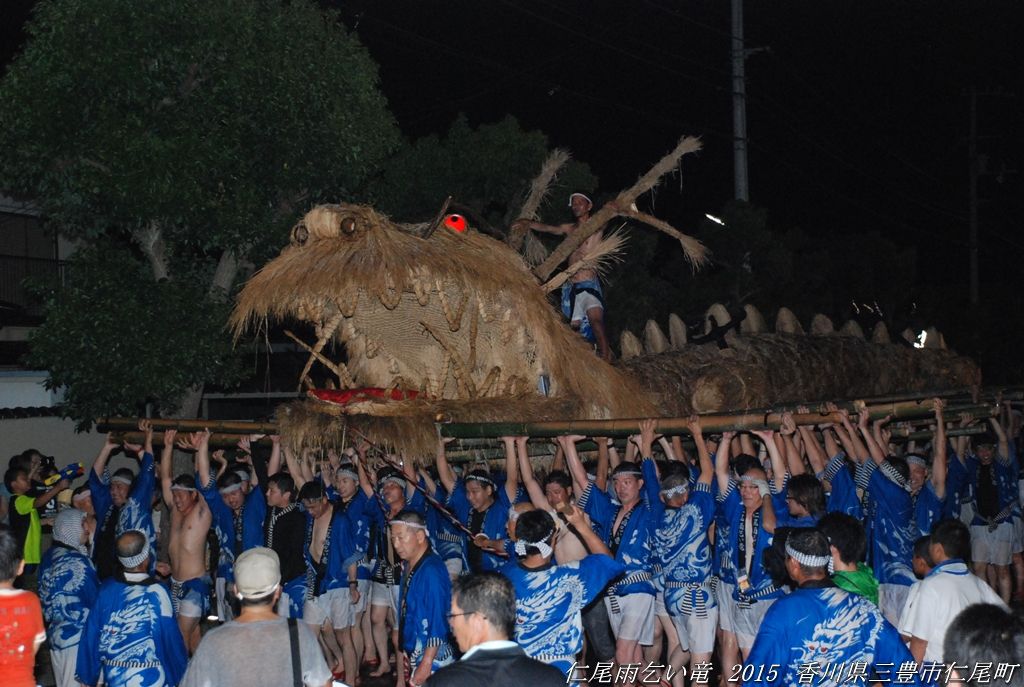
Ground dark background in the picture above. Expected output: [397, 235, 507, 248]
[4, 0, 1022, 377]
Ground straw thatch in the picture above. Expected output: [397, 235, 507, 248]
[232, 202, 656, 432]
[622, 333, 981, 415]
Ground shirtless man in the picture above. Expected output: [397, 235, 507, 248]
[159, 429, 213, 654]
[293, 480, 348, 678]
[525, 192, 611, 360]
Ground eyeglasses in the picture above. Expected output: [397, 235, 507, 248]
[447, 611, 485, 621]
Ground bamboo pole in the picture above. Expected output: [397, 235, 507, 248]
[889, 425, 989, 440]
[96, 417, 278, 434]
[113, 431, 274, 450]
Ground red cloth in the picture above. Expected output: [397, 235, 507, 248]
[0, 589, 45, 687]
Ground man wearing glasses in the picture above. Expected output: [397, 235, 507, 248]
[427, 571, 566, 687]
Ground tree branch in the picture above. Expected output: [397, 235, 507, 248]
[208, 248, 240, 302]
[532, 136, 703, 281]
[133, 221, 170, 282]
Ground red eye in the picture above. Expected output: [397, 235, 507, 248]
[444, 214, 467, 233]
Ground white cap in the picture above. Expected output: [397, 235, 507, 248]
[234, 547, 281, 599]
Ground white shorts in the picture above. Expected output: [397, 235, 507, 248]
[571, 291, 603, 323]
[304, 590, 340, 627]
[444, 558, 463, 580]
[878, 583, 911, 628]
[50, 645, 78, 687]
[733, 597, 776, 650]
[971, 523, 1014, 565]
[331, 583, 369, 629]
[671, 606, 718, 656]
[714, 579, 737, 634]
[371, 580, 399, 611]
[605, 593, 655, 646]
[215, 576, 235, 622]
[654, 591, 669, 617]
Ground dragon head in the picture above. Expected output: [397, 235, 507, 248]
[231, 203, 653, 420]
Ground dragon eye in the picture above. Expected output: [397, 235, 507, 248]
[341, 217, 357, 234]
[291, 223, 309, 246]
[444, 214, 467, 233]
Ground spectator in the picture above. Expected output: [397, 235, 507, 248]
[0, 525, 46, 687]
[898, 518, 1007, 663]
[943, 603, 1024, 687]
[180, 547, 332, 687]
[3, 463, 69, 588]
[425, 571, 566, 687]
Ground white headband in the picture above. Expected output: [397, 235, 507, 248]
[906, 455, 928, 468]
[389, 520, 429, 536]
[72, 488, 91, 502]
[785, 542, 833, 573]
[568, 192, 593, 208]
[514, 539, 553, 558]
[379, 476, 406, 490]
[170, 484, 197, 493]
[466, 474, 496, 488]
[117, 532, 151, 569]
[111, 475, 133, 486]
[335, 467, 359, 481]
[660, 484, 689, 499]
[218, 482, 243, 495]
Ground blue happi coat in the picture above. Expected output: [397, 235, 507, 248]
[746, 582, 924, 687]
[859, 461, 916, 587]
[75, 574, 187, 687]
[199, 477, 266, 582]
[447, 479, 511, 572]
[398, 551, 453, 668]
[38, 544, 100, 651]
[502, 553, 624, 674]
[652, 481, 717, 617]
[90, 453, 157, 552]
[717, 481, 784, 602]
[579, 458, 659, 597]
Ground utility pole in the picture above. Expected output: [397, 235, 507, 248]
[968, 86, 979, 306]
[731, 0, 749, 202]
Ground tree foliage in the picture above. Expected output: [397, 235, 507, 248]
[0, 0, 400, 421]
[375, 114, 597, 227]
[25, 245, 245, 426]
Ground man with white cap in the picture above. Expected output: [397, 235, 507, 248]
[745, 528, 922, 686]
[159, 428, 213, 654]
[522, 191, 611, 360]
[76, 529, 187, 687]
[38, 507, 99, 687]
[180, 547, 332, 687]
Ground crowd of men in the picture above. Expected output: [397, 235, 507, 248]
[2, 399, 1024, 687]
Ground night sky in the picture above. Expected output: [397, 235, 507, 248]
[333, 0, 1023, 284]
[4, 0, 1022, 297]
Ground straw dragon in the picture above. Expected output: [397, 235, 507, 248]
[231, 200, 979, 455]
